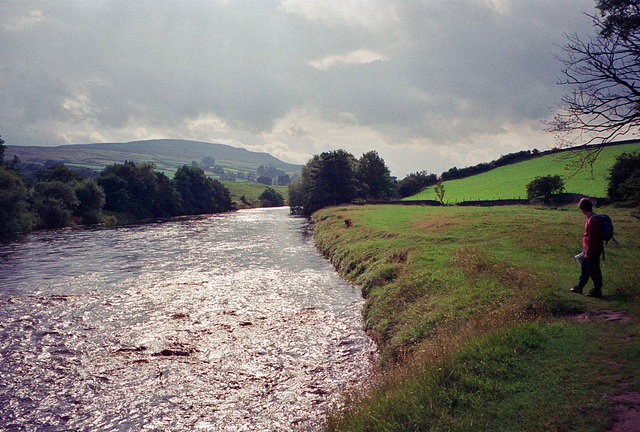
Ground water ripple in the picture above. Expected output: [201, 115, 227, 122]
[0, 207, 375, 431]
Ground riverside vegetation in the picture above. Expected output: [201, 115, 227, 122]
[314, 204, 640, 431]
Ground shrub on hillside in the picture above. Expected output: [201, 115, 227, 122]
[608, 152, 640, 206]
[526, 175, 565, 204]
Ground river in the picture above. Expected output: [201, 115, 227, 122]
[0, 207, 375, 431]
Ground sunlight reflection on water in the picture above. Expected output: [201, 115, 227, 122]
[0, 207, 375, 431]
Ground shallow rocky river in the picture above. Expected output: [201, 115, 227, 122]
[0, 207, 375, 431]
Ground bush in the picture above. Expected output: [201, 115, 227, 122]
[258, 187, 285, 207]
[608, 152, 640, 205]
[526, 175, 565, 203]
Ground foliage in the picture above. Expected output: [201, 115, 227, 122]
[97, 161, 233, 220]
[222, 181, 288, 208]
[434, 180, 446, 204]
[289, 149, 357, 216]
[256, 175, 273, 186]
[608, 151, 640, 205]
[314, 204, 640, 431]
[257, 165, 286, 180]
[276, 174, 291, 186]
[289, 149, 397, 215]
[36, 164, 87, 183]
[33, 181, 79, 228]
[526, 175, 565, 203]
[0, 156, 235, 239]
[98, 161, 161, 219]
[74, 179, 106, 224]
[200, 156, 216, 168]
[258, 187, 285, 207]
[397, 171, 438, 198]
[549, 0, 640, 147]
[0, 135, 5, 165]
[0, 166, 33, 239]
[174, 165, 234, 215]
[355, 150, 396, 199]
[440, 149, 541, 182]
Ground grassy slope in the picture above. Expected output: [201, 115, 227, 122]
[221, 181, 288, 208]
[406, 142, 640, 202]
[313, 204, 640, 431]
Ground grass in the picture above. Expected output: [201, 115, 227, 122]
[406, 142, 640, 202]
[221, 181, 288, 208]
[312, 204, 640, 431]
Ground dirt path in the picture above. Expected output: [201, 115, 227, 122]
[569, 309, 639, 432]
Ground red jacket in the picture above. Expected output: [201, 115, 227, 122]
[583, 214, 603, 258]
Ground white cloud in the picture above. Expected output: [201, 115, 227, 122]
[309, 49, 387, 70]
[1, 10, 44, 31]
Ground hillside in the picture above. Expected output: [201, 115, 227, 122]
[406, 141, 640, 202]
[5, 139, 301, 181]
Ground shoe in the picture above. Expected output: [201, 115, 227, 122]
[570, 287, 583, 294]
[585, 291, 602, 298]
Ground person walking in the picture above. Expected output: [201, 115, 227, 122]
[571, 198, 604, 298]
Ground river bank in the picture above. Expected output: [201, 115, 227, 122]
[312, 204, 640, 431]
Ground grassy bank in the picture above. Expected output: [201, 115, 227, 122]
[313, 204, 640, 431]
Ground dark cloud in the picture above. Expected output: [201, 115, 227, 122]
[1, 0, 596, 175]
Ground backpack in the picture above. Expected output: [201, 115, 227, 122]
[595, 214, 616, 244]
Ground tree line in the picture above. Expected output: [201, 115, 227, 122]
[289, 146, 639, 216]
[0, 137, 234, 240]
[288, 150, 396, 216]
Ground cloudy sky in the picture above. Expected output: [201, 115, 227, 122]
[1, 0, 597, 176]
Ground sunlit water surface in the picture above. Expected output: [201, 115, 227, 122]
[0, 207, 375, 431]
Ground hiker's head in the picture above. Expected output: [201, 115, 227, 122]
[579, 198, 593, 212]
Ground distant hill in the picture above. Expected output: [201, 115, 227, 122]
[406, 141, 640, 202]
[6, 139, 302, 181]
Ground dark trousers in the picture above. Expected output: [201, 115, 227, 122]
[576, 250, 603, 293]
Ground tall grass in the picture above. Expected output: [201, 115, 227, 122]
[313, 204, 640, 431]
[407, 142, 640, 202]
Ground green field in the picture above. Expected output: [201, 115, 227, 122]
[221, 181, 288, 208]
[313, 204, 640, 431]
[406, 142, 640, 202]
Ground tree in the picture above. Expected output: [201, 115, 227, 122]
[277, 174, 291, 186]
[0, 166, 33, 239]
[434, 181, 446, 204]
[258, 187, 285, 207]
[98, 161, 160, 219]
[549, 0, 640, 157]
[288, 149, 357, 216]
[0, 135, 5, 165]
[174, 165, 234, 215]
[355, 151, 396, 199]
[397, 171, 438, 198]
[201, 156, 216, 168]
[526, 175, 566, 203]
[257, 176, 273, 186]
[608, 151, 640, 204]
[33, 181, 79, 228]
[36, 164, 87, 183]
[74, 179, 105, 224]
